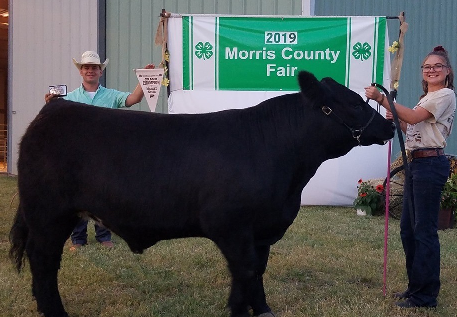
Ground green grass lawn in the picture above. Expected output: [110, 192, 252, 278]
[1, 175, 456, 317]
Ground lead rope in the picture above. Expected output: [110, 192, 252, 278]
[377, 12, 409, 297]
[372, 83, 415, 293]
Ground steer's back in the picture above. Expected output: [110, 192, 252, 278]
[18, 99, 301, 251]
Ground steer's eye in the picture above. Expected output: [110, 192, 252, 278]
[355, 104, 363, 111]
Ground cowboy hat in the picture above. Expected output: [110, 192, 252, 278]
[72, 51, 109, 71]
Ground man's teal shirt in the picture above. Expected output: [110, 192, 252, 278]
[64, 85, 130, 108]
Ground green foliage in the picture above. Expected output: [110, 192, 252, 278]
[441, 173, 457, 210]
[1, 176, 457, 317]
[353, 179, 384, 216]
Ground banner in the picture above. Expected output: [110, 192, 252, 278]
[134, 68, 164, 112]
[181, 16, 385, 91]
[166, 15, 391, 206]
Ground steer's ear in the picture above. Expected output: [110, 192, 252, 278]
[297, 71, 325, 108]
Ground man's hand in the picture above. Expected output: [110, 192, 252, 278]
[45, 93, 58, 104]
[144, 64, 155, 69]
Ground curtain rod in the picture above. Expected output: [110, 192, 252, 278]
[161, 11, 401, 19]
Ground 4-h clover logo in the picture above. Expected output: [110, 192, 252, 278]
[195, 41, 214, 60]
[352, 42, 372, 61]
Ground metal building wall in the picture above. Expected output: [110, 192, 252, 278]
[105, 0, 304, 114]
[314, 0, 457, 156]
[9, 0, 99, 174]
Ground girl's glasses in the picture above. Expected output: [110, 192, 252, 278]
[421, 64, 448, 72]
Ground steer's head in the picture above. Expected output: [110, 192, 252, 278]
[298, 71, 395, 146]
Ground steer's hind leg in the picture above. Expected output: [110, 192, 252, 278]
[26, 207, 77, 317]
[214, 232, 257, 317]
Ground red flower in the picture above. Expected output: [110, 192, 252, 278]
[376, 184, 384, 193]
[360, 192, 367, 197]
[358, 179, 363, 184]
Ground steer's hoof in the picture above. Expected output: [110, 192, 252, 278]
[255, 313, 276, 317]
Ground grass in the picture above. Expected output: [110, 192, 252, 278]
[1, 174, 457, 317]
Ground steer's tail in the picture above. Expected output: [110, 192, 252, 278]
[9, 202, 28, 272]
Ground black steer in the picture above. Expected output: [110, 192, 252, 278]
[10, 71, 394, 317]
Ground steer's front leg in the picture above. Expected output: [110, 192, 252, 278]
[214, 231, 257, 317]
[250, 245, 274, 316]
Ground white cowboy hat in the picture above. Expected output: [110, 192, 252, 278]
[72, 51, 109, 71]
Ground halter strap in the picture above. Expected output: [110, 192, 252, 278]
[321, 103, 376, 145]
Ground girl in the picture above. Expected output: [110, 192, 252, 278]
[365, 46, 456, 308]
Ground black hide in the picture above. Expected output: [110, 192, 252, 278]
[10, 71, 394, 317]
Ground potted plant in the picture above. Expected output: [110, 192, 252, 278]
[439, 173, 457, 229]
[353, 179, 384, 216]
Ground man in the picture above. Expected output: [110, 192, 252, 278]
[45, 51, 155, 250]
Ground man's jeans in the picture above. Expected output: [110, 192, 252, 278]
[70, 218, 112, 245]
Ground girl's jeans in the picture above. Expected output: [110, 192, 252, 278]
[400, 155, 449, 306]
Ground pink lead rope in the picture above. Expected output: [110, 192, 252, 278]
[381, 11, 408, 298]
[383, 140, 392, 296]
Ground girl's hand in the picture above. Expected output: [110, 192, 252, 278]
[364, 86, 382, 103]
[385, 110, 393, 120]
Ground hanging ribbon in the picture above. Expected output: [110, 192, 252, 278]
[390, 12, 408, 97]
[155, 9, 170, 87]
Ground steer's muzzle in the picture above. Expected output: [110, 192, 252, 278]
[381, 122, 396, 144]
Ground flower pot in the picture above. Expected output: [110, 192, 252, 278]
[438, 208, 454, 230]
[356, 208, 367, 216]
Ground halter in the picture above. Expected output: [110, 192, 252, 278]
[321, 102, 376, 145]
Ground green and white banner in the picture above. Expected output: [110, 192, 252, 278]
[166, 15, 391, 206]
[182, 16, 386, 91]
